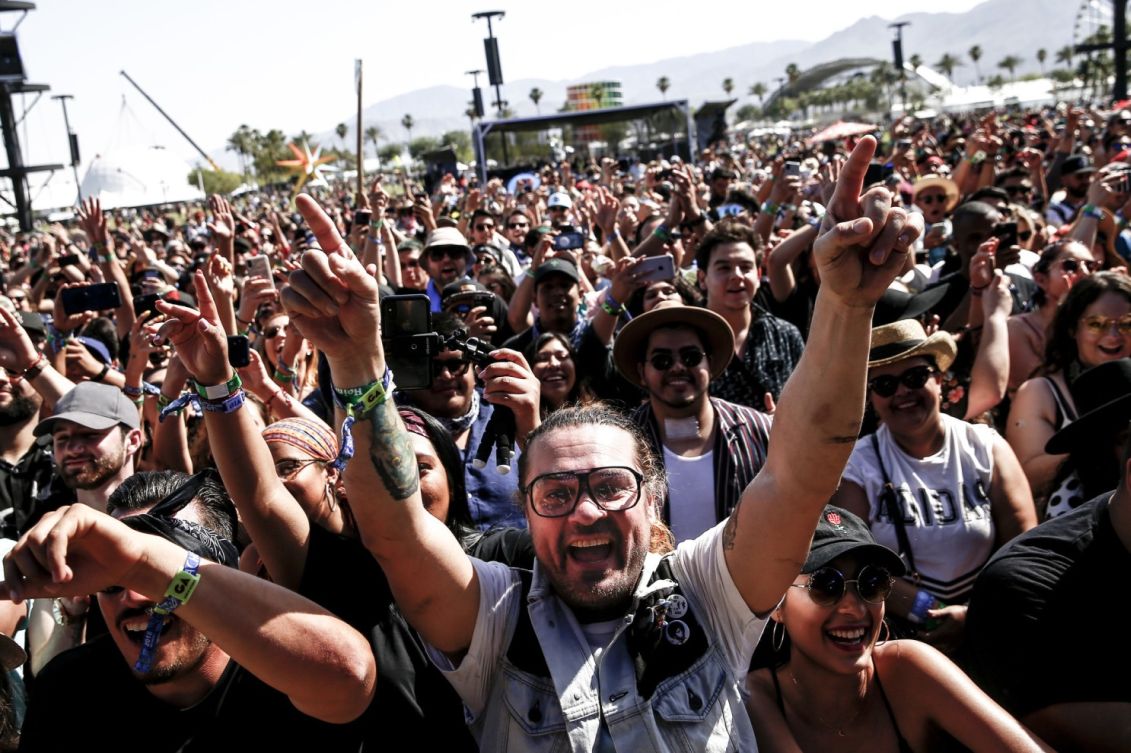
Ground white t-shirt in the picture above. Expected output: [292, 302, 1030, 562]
[663, 446, 717, 543]
[843, 414, 997, 602]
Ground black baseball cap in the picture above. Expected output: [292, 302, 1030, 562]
[803, 506, 906, 575]
[532, 258, 580, 286]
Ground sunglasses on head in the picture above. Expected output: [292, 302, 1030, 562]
[1059, 258, 1099, 274]
[791, 564, 894, 607]
[647, 347, 706, 371]
[867, 364, 935, 398]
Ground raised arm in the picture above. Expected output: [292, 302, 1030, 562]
[281, 195, 479, 654]
[2, 504, 375, 724]
[722, 136, 922, 614]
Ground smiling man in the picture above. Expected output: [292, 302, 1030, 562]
[280, 134, 921, 751]
[422, 227, 475, 312]
[613, 300, 771, 542]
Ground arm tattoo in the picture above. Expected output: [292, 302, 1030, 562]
[367, 400, 421, 500]
[722, 498, 742, 550]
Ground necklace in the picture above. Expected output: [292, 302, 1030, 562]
[788, 667, 867, 737]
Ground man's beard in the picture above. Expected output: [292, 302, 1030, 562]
[0, 395, 38, 427]
[59, 449, 126, 490]
[139, 630, 213, 686]
[1066, 183, 1088, 199]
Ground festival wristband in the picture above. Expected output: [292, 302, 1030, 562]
[193, 373, 241, 401]
[135, 552, 201, 673]
[331, 369, 393, 471]
[1081, 204, 1105, 221]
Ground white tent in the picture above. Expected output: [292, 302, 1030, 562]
[80, 145, 204, 209]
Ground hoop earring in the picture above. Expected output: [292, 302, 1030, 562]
[771, 620, 786, 652]
[878, 619, 891, 645]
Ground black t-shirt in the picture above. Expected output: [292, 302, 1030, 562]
[20, 634, 364, 752]
[962, 493, 1131, 717]
[0, 439, 65, 539]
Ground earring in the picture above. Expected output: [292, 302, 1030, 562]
[771, 620, 786, 652]
[325, 482, 337, 513]
[878, 619, 891, 644]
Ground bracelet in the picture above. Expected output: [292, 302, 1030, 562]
[368, 219, 384, 231]
[331, 369, 394, 471]
[157, 393, 174, 410]
[135, 552, 201, 673]
[970, 282, 988, 297]
[600, 292, 624, 317]
[265, 389, 288, 413]
[966, 150, 987, 166]
[14, 352, 46, 379]
[122, 384, 144, 398]
[1081, 204, 1105, 221]
[91, 363, 110, 383]
[651, 224, 672, 243]
[192, 372, 241, 400]
[760, 200, 779, 215]
[273, 370, 295, 383]
[234, 314, 252, 328]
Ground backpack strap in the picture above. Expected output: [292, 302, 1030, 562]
[870, 433, 920, 579]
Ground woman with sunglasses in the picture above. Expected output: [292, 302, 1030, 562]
[830, 319, 1036, 656]
[746, 506, 1050, 753]
[1008, 271, 1131, 518]
[1006, 240, 1098, 393]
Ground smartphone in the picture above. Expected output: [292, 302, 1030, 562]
[863, 161, 892, 187]
[59, 253, 81, 267]
[133, 293, 162, 319]
[226, 335, 250, 368]
[246, 255, 273, 288]
[783, 161, 800, 178]
[61, 282, 122, 316]
[381, 294, 433, 389]
[634, 255, 674, 284]
[554, 230, 586, 251]
[992, 221, 1019, 248]
[354, 209, 372, 227]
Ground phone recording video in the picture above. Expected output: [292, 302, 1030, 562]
[61, 282, 122, 316]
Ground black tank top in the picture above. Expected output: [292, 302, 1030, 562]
[769, 663, 914, 753]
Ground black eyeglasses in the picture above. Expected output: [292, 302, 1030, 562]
[791, 565, 894, 607]
[429, 247, 464, 262]
[433, 357, 470, 377]
[263, 325, 287, 338]
[867, 364, 935, 398]
[647, 347, 706, 371]
[1060, 258, 1099, 274]
[525, 466, 644, 518]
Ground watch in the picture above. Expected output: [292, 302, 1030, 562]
[51, 598, 87, 627]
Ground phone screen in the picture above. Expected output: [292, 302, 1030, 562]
[226, 335, 250, 368]
[61, 282, 122, 316]
[381, 294, 433, 389]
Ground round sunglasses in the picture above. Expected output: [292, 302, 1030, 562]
[867, 364, 935, 398]
[792, 564, 894, 607]
[647, 347, 706, 372]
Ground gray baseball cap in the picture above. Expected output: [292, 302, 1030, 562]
[34, 382, 140, 437]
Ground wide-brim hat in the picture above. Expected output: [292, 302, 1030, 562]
[873, 283, 951, 327]
[424, 227, 475, 267]
[804, 505, 907, 575]
[1046, 358, 1131, 454]
[868, 319, 957, 373]
[613, 300, 734, 388]
[912, 176, 960, 213]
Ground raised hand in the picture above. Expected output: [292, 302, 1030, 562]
[0, 306, 40, 373]
[153, 272, 231, 386]
[53, 282, 97, 333]
[208, 195, 235, 262]
[813, 136, 922, 308]
[479, 349, 541, 440]
[77, 197, 110, 252]
[279, 194, 381, 381]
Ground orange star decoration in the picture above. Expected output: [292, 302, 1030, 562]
[276, 140, 337, 194]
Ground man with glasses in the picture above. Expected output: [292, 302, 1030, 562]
[422, 227, 475, 312]
[612, 300, 771, 542]
[503, 209, 532, 264]
[281, 135, 922, 750]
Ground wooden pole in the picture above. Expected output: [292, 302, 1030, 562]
[356, 59, 364, 195]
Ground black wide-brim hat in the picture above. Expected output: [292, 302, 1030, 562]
[1046, 358, 1131, 455]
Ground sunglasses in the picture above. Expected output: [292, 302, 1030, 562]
[433, 357, 471, 377]
[507, 222, 530, 229]
[1018, 229, 1033, 242]
[474, 224, 494, 232]
[917, 193, 947, 205]
[428, 247, 464, 262]
[791, 565, 894, 607]
[1060, 258, 1099, 274]
[263, 325, 287, 338]
[867, 364, 935, 398]
[1080, 314, 1131, 336]
[647, 347, 706, 371]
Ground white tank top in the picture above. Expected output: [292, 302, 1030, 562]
[663, 446, 717, 543]
[843, 414, 996, 602]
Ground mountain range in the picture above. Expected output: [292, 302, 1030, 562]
[300, 0, 1077, 153]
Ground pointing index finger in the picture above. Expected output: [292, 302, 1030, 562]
[826, 136, 877, 221]
[296, 194, 350, 258]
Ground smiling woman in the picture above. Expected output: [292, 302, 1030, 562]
[524, 332, 594, 415]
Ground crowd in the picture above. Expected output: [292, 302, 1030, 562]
[0, 98, 1122, 751]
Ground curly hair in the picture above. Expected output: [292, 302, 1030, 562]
[1043, 271, 1131, 374]
[694, 218, 765, 272]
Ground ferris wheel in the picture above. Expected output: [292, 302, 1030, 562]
[1074, 0, 1118, 51]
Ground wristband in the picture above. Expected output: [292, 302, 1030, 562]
[91, 363, 110, 383]
[600, 292, 624, 317]
[1081, 204, 1105, 221]
[122, 384, 144, 398]
[331, 369, 393, 471]
[966, 150, 987, 166]
[193, 373, 241, 400]
[651, 224, 672, 243]
[760, 200, 779, 215]
[906, 589, 938, 625]
[14, 352, 47, 380]
[368, 219, 384, 231]
[273, 370, 295, 383]
[135, 552, 201, 673]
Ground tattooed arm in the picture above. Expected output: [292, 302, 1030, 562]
[721, 137, 923, 615]
[281, 195, 479, 655]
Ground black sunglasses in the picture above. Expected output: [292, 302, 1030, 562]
[1060, 258, 1099, 274]
[867, 364, 935, 398]
[263, 325, 286, 338]
[428, 247, 464, 262]
[507, 221, 529, 229]
[1004, 184, 1033, 195]
[433, 357, 470, 377]
[791, 564, 894, 607]
[473, 224, 494, 232]
[647, 347, 706, 371]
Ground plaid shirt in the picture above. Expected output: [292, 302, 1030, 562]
[709, 306, 804, 410]
[630, 396, 772, 523]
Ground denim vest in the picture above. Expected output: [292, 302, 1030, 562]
[470, 554, 757, 752]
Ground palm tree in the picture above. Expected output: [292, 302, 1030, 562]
[656, 76, 670, 99]
[1055, 45, 1073, 69]
[968, 45, 983, 83]
[785, 63, 801, 86]
[749, 81, 767, 105]
[935, 53, 963, 82]
[364, 125, 382, 157]
[1036, 48, 1048, 76]
[401, 114, 414, 143]
[987, 74, 1005, 92]
[722, 77, 734, 97]
[335, 123, 348, 155]
[908, 54, 923, 71]
[529, 87, 543, 114]
[226, 124, 255, 176]
[997, 55, 1023, 82]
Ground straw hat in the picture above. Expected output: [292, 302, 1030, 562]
[868, 319, 957, 373]
[613, 301, 734, 388]
[912, 176, 960, 213]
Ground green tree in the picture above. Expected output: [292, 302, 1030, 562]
[908, 54, 923, 70]
[722, 77, 734, 97]
[1055, 45, 1073, 68]
[440, 130, 473, 163]
[1036, 48, 1047, 75]
[378, 144, 402, 164]
[934, 53, 962, 81]
[968, 45, 983, 83]
[251, 128, 291, 184]
[188, 167, 243, 195]
[734, 103, 761, 122]
[987, 74, 1005, 91]
[401, 114, 415, 142]
[656, 76, 670, 99]
[335, 123, 348, 149]
[529, 87, 543, 114]
[749, 81, 767, 105]
[785, 63, 801, 86]
[364, 125, 383, 157]
[226, 124, 255, 177]
[408, 136, 440, 160]
[997, 55, 1023, 82]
